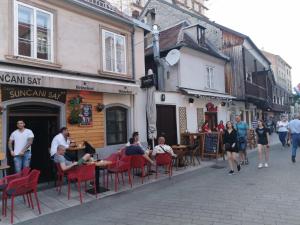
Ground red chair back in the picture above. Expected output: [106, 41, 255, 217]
[105, 153, 119, 162]
[131, 155, 146, 168]
[27, 169, 40, 192]
[156, 153, 172, 166]
[21, 167, 31, 176]
[77, 164, 95, 182]
[114, 155, 132, 171]
[5, 176, 29, 196]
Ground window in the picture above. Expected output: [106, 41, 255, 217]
[14, 1, 53, 61]
[102, 30, 126, 74]
[206, 66, 214, 89]
[106, 106, 128, 145]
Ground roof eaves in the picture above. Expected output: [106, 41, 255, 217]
[68, 0, 134, 26]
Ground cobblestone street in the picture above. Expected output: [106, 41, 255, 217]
[17, 141, 300, 225]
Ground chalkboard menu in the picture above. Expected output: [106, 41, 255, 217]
[202, 132, 219, 158]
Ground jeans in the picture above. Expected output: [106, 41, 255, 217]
[237, 136, 247, 151]
[14, 151, 31, 173]
[278, 132, 288, 146]
[291, 134, 300, 157]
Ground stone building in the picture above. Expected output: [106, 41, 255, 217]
[0, 0, 147, 179]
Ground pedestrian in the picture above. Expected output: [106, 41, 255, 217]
[256, 119, 270, 168]
[201, 120, 210, 133]
[8, 120, 34, 173]
[276, 115, 289, 149]
[217, 120, 225, 133]
[235, 115, 249, 165]
[288, 113, 300, 163]
[223, 121, 240, 175]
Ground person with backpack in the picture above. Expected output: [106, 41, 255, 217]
[235, 115, 249, 165]
[256, 119, 270, 168]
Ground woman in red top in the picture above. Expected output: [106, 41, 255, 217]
[217, 120, 225, 132]
[201, 120, 210, 133]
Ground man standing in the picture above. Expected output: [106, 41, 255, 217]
[235, 115, 249, 165]
[8, 120, 34, 173]
[288, 114, 300, 163]
[50, 127, 75, 160]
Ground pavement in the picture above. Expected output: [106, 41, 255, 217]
[8, 133, 300, 225]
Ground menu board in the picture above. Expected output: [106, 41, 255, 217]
[203, 132, 219, 157]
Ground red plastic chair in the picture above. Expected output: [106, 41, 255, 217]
[67, 164, 96, 204]
[2, 169, 41, 224]
[26, 170, 41, 214]
[155, 153, 173, 179]
[106, 155, 132, 192]
[1, 167, 31, 215]
[55, 163, 67, 193]
[130, 155, 148, 184]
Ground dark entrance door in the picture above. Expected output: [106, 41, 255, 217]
[205, 112, 218, 131]
[156, 105, 177, 145]
[7, 104, 60, 182]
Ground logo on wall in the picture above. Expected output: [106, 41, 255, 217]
[206, 102, 218, 112]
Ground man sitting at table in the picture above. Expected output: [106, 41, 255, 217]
[54, 145, 91, 171]
[125, 138, 154, 165]
[152, 136, 177, 157]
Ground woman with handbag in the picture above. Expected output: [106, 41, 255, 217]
[223, 121, 241, 175]
[256, 119, 270, 168]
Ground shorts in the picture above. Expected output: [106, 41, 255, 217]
[237, 137, 247, 151]
[258, 139, 268, 145]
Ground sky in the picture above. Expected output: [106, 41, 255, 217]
[206, 0, 299, 88]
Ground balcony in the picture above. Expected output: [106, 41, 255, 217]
[272, 103, 290, 112]
[245, 82, 267, 100]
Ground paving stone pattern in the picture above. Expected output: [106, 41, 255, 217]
[15, 135, 300, 225]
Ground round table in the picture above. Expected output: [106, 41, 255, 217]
[171, 145, 188, 168]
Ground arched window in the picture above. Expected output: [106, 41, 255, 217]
[106, 106, 128, 145]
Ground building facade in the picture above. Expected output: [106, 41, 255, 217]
[0, 0, 147, 179]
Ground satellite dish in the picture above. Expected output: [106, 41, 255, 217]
[166, 49, 180, 66]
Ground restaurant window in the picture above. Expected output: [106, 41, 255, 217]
[14, 1, 53, 61]
[102, 30, 126, 74]
[106, 106, 128, 145]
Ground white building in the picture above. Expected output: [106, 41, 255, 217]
[145, 22, 235, 145]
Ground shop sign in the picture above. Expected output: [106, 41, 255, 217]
[1, 85, 66, 103]
[0, 72, 42, 86]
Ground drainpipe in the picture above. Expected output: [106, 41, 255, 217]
[152, 25, 166, 91]
[131, 25, 136, 132]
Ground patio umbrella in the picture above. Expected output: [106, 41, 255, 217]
[146, 86, 157, 149]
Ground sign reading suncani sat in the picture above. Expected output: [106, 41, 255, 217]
[0, 71, 42, 86]
[1, 85, 66, 103]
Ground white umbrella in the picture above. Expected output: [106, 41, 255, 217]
[146, 86, 157, 149]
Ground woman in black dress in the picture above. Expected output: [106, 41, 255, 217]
[256, 119, 270, 168]
[223, 121, 241, 175]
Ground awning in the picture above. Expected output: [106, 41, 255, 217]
[179, 87, 236, 100]
[0, 65, 139, 95]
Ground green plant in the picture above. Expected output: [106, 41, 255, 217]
[68, 95, 83, 125]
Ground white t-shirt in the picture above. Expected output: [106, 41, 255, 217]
[9, 129, 34, 155]
[50, 133, 70, 156]
[152, 144, 176, 157]
[277, 121, 289, 132]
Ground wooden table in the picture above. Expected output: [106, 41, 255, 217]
[171, 145, 188, 168]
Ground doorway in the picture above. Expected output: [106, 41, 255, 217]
[205, 112, 218, 130]
[156, 105, 177, 145]
[7, 103, 60, 182]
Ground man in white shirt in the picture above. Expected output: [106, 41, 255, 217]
[50, 127, 70, 157]
[152, 136, 176, 157]
[8, 120, 34, 173]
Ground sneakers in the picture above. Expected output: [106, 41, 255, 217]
[292, 156, 296, 163]
[258, 163, 263, 169]
[245, 159, 249, 165]
[264, 163, 269, 168]
[237, 164, 241, 172]
[228, 170, 234, 175]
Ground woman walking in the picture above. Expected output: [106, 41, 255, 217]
[256, 119, 270, 168]
[276, 115, 289, 148]
[223, 121, 241, 175]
